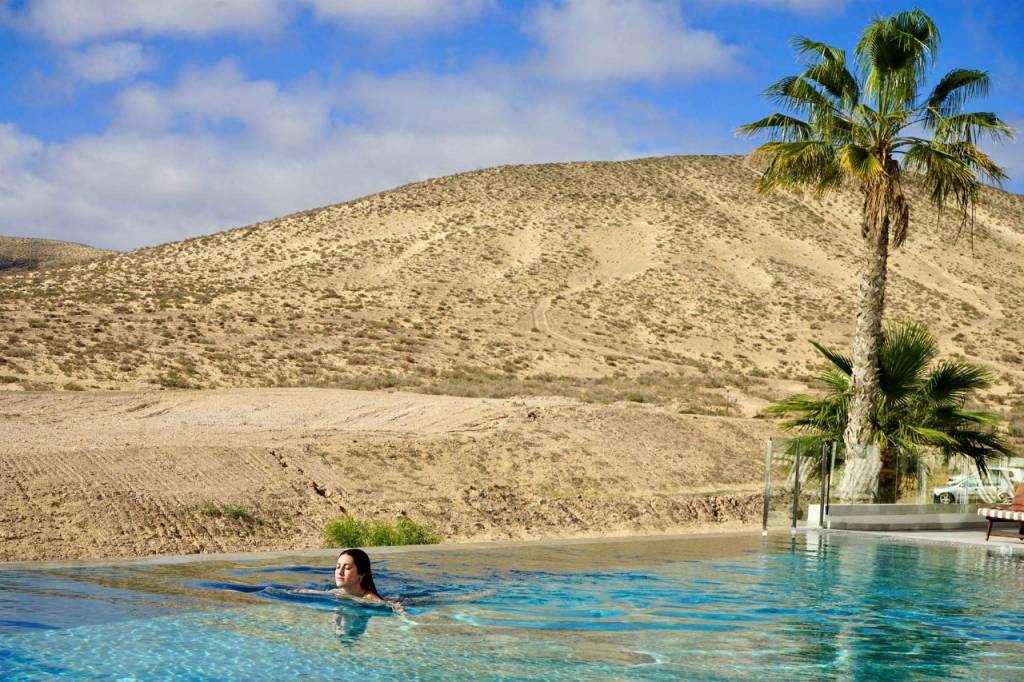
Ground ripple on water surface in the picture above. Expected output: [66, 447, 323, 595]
[2, 533, 1024, 680]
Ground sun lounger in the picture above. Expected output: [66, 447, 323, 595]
[978, 483, 1024, 541]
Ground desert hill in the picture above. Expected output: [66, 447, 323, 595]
[1, 155, 1021, 415]
[0, 235, 112, 274]
[2, 154, 1023, 561]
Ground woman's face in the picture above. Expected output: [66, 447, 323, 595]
[335, 554, 361, 590]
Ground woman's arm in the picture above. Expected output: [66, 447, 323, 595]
[386, 598, 408, 616]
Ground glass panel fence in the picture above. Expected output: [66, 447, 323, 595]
[762, 437, 1024, 530]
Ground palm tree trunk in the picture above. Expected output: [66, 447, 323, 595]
[877, 446, 898, 503]
[838, 190, 890, 501]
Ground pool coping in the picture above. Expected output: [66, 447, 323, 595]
[828, 527, 1024, 557]
[5, 526, 1022, 571]
[0, 527, 776, 570]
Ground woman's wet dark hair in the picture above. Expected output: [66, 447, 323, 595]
[340, 548, 380, 598]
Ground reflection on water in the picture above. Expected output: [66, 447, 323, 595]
[332, 608, 372, 645]
[1, 532, 1023, 680]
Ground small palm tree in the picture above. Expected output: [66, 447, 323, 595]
[737, 9, 1013, 475]
[768, 321, 1014, 502]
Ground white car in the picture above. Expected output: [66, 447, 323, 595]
[932, 467, 1023, 504]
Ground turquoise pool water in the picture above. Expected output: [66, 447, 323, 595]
[2, 532, 1023, 680]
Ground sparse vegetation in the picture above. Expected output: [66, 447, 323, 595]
[0, 155, 1019, 409]
[324, 515, 443, 547]
[0, 236, 111, 274]
[158, 369, 192, 389]
[200, 502, 262, 525]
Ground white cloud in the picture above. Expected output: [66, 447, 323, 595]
[705, 0, 849, 13]
[527, 0, 741, 83]
[66, 41, 152, 83]
[0, 60, 738, 250]
[306, 0, 489, 31]
[0, 2, 752, 249]
[0, 123, 43, 166]
[8, 0, 287, 44]
[5, 0, 487, 44]
[113, 61, 334, 150]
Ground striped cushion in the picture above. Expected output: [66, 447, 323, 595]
[979, 507, 1024, 522]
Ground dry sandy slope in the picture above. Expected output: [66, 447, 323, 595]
[1, 155, 1021, 410]
[1, 155, 1021, 561]
[0, 388, 773, 561]
[0, 236, 113, 274]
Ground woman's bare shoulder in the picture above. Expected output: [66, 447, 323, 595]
[291, 587, 344, 596]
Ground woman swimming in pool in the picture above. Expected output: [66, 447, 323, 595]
[297, 548, 406, 615]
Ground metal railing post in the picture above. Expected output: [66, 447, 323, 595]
[791, 441, 802, 536]
[819, 442, 827, 527]
[762, 438, 773, 536]
[894, 449, 901, 504]
[826, 441, 836, 528]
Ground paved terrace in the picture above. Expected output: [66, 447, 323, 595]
[826, 528, 1024, 556]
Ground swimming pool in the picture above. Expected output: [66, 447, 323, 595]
[2, 532, 1022, 680]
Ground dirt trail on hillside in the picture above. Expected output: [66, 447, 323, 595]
[0, 388, 775, 562]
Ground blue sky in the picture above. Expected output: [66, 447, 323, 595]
[1, 0, 1021, 250]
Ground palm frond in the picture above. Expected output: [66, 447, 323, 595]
[943, 142, 1010, 186]
[804, 61, 860, 108]
[765, 394, 821, 417]
[922, 361, 992, 404]
[736, 113, 812, 141]
[751, 141, 842, 193]
[925, 68, 990, 119]
[903, 140, 1008, 249]
[810, 340, 852, 375]
[856, 9, 939, 108]
[764, 75, 838, 116]
[878, 321, 936, 401]
[934, 111, 1013, 144]
[837, 144, 884, 180]
[902, 141, 977, 207]
[947, 409, 999, 427]
[820, 366, 852, 394]
[790, 36, 847, 66]
[906, 425, 958, 447]
[940, 429, 1016, 473]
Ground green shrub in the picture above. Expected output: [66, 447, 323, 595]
[159, 369, 192, 389]
[324, 515, 442, 548]
[62, 381, 85, 391]
[200, 502, 261, 525]
[324, 515, 367, 547]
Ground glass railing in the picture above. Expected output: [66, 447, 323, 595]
[760, 437, 1024, 532]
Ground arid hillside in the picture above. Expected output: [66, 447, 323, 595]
[2, 154, 1022, 561]
[1, 155, 1022, 412]
[0, 389, 774, 561]
[0, 236, 113, 274]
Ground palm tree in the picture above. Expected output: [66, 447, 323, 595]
[768, 321, 1014, 502]
[737, 9, 1012, 487]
